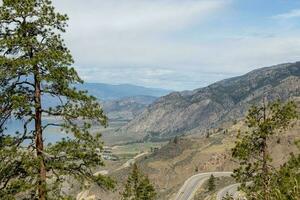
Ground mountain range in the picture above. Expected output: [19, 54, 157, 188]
[75, 83, 172, 100]
[8, 83, 169, 144]
[102, 96, 158, 121]
[42, 83, 170, 118]
[117, 62, 300, 142]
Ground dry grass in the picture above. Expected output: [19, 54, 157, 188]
[84, 119, 300, 200]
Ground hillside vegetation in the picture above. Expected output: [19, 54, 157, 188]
[119, 63, 300, 142]
[90, 116, 299, 200]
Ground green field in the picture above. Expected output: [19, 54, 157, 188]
[111, 142, 167, 159]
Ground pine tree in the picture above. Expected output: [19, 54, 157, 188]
[207, 174, 216, 192]
[206, 129, 210, 138]
[231, 100, 298, 200]
[0, 0, 114, 199]
[121, 163, 156, 200]
[269, 141, 300, 200]
[0, 72, 12, 133]
[173, 136, 179, 144]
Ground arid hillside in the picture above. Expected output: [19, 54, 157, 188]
[89, 110, 300, 200]
[118, 63, 300, 142]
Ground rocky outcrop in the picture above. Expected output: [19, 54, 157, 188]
[102, 96, 157, 121]
[118, 62, 300, 141]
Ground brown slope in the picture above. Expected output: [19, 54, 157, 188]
[118, 62, 300, 141]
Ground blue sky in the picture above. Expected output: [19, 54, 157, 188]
[52, 0, 300, 91]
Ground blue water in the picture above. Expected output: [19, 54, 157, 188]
[5, 118, 72, 145]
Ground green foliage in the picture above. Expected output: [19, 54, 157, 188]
[173, 136, 179, 144]
[231, 100, 298, 200]
[268, 141, 300, 200]
[207, 174, 216, 192]
[0, 0, 114, 199]
[206, 129, 210, 138]
[121, 164, 156, 200]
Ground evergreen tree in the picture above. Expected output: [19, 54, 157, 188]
[269, 141, 300, 200]
[122, 164, 156, 200]
[231, 100, 298, 200]
[207, 174, 216, 192]
[0, 0, 114, 199]
[173, 136, 179, 144]
[0, 72, 12, 133]
[206, 129, 210, 138]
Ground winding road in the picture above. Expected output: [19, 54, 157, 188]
[216, 183, 240, 200]
[76, 152, 148, 200]
[174, 172, 233, 200]
[116, 152, 148, 171]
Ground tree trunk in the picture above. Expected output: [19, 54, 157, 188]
[262, 137, 269, 200]
[262, 99, 269, 200]
[34, 68, 46, 200]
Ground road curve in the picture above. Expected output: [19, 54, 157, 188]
[216, 183, 240, 200]
[174, 172, 232, 200]
[116, 152, 148, 171]
[77, 152, 148, 200]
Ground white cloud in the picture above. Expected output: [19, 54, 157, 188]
[272, 9, 300, 20]
[75, 35, 300, 90]
[49, 1, 300, 90]
[53, 0, 228, 33]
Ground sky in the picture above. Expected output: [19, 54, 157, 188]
[52, 0, 300, 91]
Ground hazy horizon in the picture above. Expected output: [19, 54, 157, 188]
[52, 0, 300, 90]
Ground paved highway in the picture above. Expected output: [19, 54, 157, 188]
[116, 152, 148, 171]
[216, 183, 240, 200]
[77, 152, 148, 200]
[174, 172, 233, 200]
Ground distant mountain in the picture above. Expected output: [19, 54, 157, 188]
[118, 62, 300, 141]
[75, 83, 172, 100]
[102, 96, 158, 121]
[41, 83, 171, 110]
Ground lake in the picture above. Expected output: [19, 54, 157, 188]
[5, 118, 72, 145]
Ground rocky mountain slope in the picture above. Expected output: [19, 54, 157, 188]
[94, 117, 300, 200]
[42, 83, 170, 108]
[102, 96, 157, 121]
[118, 62, 300, 141]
